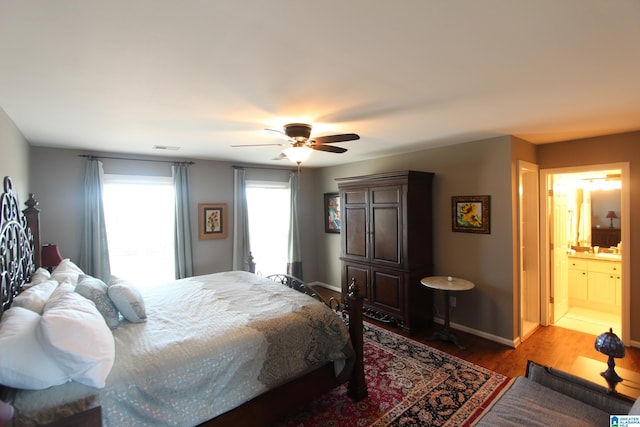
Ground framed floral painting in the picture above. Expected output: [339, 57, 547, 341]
[199, 203, 228, 239]
[452, 195, 490, 234]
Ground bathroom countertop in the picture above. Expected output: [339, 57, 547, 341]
[568, 252, 621, 261]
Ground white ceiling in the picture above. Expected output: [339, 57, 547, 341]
[1, 1, 640, 167]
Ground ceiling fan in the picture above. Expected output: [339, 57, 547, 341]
[232, 123, 360, 165]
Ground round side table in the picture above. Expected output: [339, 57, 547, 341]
[420, 276, 475, 350]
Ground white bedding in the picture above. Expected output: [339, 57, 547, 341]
[8, 271, 353, 426]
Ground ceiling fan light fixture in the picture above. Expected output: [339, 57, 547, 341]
[284, 123, 312, 141]
[283, 146, 313, 164]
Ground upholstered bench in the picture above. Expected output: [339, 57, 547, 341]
[474, 360, 638, 426]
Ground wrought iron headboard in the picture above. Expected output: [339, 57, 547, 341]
[0, 176, 37, 315]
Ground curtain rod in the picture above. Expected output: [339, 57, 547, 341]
[232, 164, 296, 171]
[79, 154, 194, 165]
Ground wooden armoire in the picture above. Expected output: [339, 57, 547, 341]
[337, 170, 434, 334]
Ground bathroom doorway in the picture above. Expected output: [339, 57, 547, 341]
[540, 163, 630, 343]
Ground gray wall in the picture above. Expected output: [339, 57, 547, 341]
[29, 147, 321, 278]
[0, 107, 31, 203]
[314, 136, 519, 341]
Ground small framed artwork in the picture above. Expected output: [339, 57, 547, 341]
[324, 192, 341, 233]
[452, 195, 490, 234]
[199, 203, 228, 239]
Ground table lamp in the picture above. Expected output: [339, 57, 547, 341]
[606, 210, 618, 228]
[594, 328, 625, 388]
[41, 244, 63, 271]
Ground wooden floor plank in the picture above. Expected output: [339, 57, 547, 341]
[312, 286, 640, 379]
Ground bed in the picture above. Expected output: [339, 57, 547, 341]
[0, 176, 366, 426]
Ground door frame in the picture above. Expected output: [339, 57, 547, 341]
[539, 162, 630, 344]
[517, 160, 540, 342]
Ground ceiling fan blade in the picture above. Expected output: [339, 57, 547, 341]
[311, 144, 347, 154]
[231, 143, 285, 147]
[313, 133, 360, 144]
[265, 128, 293, 141]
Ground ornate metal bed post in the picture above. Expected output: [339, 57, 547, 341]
[346, 278, 368, 401]
[23, 194, 41, 268]
[1, 177, 36, 313]
[247, 252, 255, 274]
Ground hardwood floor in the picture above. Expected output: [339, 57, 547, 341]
[312, 286, 640, 379]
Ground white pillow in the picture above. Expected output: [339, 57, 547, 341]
[108, 277, 147, 323]
[25, 267, 51, 288]
[76, 275, 119, 329]
[12, 280, 59, 314]
[50, 259, 84, 286]
[0, 307, 70, 389]
[37, 284, 115, 388]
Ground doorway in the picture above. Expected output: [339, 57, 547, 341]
[540, 163, 630, 344]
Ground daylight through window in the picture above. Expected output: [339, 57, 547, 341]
[103, 175, 175, 287]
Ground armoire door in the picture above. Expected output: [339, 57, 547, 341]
[370, 185, 402, 267]
[342, 188, 369, 263]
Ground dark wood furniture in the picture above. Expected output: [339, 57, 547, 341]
[42, 406, 102, 427]
[569, 356, 640, 400]
[591, 227, 621, 248]
[337, 170, 434, 334]
[0, 176, 366, 427]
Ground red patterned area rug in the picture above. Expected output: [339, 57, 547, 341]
[274, 322, 510, 426]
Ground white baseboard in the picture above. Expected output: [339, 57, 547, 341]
[433, 316, 518, 348]
[307, 281, 341, 293]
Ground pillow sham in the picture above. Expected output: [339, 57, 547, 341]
[37, 284, 115, 389]
[108, 276, 147, 323]
[0, 307, 70, 389]
[75, 274, 119, 329]
[50, 258, 84, 286]
[25, 267, 52, 288]
[12, 279, 58, 314]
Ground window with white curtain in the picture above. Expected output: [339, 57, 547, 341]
[245, 180, 290, 276]
[103, 174, 175, 287]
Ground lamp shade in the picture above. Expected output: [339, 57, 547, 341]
[595, 328, 625, 358]
[283, 146, 313, 165]
[606, 211, 618, 219]
[41, 244, 63, 269]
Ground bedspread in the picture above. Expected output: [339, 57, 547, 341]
[8, 271, 353, 426]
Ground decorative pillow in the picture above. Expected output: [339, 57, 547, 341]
[0, 307, 70, 389]
[50, 259, 84, 286]
[37, 285, 115, 388]
[25, 267, 52, 288]
[12, 279, 59, 314]
[75, 275, 119, 329]
[108, 276, 147, 323]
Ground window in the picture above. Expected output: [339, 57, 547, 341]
[103, 175, 175, 287]
[245, 181, 290, 276]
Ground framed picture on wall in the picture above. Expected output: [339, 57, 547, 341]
[452, 195, 490, 234]
[324, 193, 341, 233]
[199, 203, 228, 239]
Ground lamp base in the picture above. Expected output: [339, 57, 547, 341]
[601, 356, 623, 389]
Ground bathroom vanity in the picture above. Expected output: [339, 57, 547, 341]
[568, 253, 621, 313]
